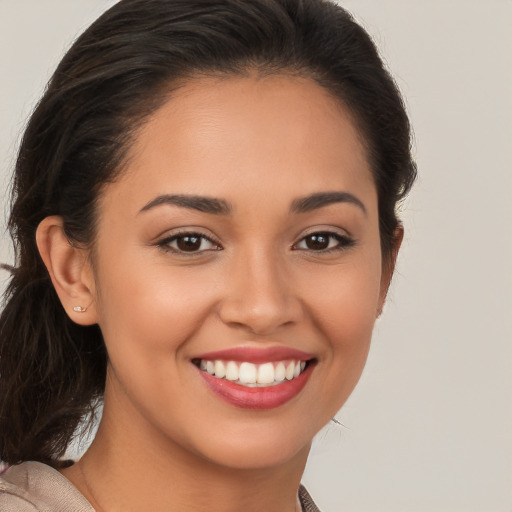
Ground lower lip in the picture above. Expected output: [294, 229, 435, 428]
[198, 364, 313, 409]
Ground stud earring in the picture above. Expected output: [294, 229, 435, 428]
[73, 306, 87, 313]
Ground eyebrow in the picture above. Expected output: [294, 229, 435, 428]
[290, 191, 367, 215]
[139, 191, 366, 216]
[139, 194, 232, 215]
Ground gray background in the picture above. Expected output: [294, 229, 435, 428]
[1, 1, 511, 511]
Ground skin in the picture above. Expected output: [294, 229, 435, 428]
[37, 74, 400, 512]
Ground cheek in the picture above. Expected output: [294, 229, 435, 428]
[92, 257, 218, 430]
[305, 256, 382, 340]
[315, 282, 377, 378]
[298, 251, 382, 399]
[93, 253, 219, 357]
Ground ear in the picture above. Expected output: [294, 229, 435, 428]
[36, 216, 98, 326]
[377, 225, 404, 317]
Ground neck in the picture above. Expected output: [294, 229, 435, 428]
[62, 398, 309, 512]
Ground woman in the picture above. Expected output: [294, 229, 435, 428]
[0, 0, 416, 510]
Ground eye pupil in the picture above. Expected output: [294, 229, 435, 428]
[177, 235, 202, 252]
[306, 234, 330, 250]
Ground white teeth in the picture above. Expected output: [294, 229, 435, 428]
[214, 360, 226, 378]
[239, 362, 257, 384]
[198, 358, 309, 387]
[257, 362, 275, 384]
[225, 361, 239, 381]
[285, 361, 295, 380]
[275, 362, 286, 382]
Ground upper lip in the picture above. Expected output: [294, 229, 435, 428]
[193, 346, 315, 364]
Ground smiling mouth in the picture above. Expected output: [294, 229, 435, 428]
[192, 359, 312, 388]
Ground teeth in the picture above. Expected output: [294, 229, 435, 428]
[225, 361, 239, 381]
[257, 362, 275, 384]
[198, 358, 309, 387]
[275, 362, 286, 382]
[214, 360, 226, 378]
[285, 361, 295, 380]
[239, 362, 257, 384]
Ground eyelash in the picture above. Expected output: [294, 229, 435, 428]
[292, 231, 355, 253]
[157, 230, 355, 255]
[157, 231, 222, 255]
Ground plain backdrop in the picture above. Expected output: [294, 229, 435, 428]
[1, 1, 511, 511]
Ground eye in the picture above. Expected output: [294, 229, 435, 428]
[294, 231, 354, 252]
[158, 232, 221, 254]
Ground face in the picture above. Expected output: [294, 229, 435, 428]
[87, 74, 389, 470]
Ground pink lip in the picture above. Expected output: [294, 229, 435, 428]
[198, 363, 314, 409]
[194, 346, 314, 364]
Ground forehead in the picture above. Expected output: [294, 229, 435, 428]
[104, 74, 376, 214]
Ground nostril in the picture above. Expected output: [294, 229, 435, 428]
[217, 299, 304, 336]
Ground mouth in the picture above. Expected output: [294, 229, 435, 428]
[192, 358, 310, 387]
[191, 348, 316, 409]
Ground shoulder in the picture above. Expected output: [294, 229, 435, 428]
[0, 461, 94, 512]
[1, 463, 320, 512]
[299, 484, 323, 512]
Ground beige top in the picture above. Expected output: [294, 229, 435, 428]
[0, 461, 321, 511]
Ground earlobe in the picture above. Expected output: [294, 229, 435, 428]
[36, 216, 98, 326]
[377, 225, 404, 317]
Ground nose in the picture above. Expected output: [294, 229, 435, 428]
[217, 247, 303, 336]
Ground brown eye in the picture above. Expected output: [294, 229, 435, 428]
[176, 235, 202, 252]
[159, 232, 220, 254]
[295, 231, 354, 252]
[305, 234, 330, 250]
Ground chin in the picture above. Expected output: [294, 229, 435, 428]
[172, 411, 324, 472]
[196, 435, 312, 471]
